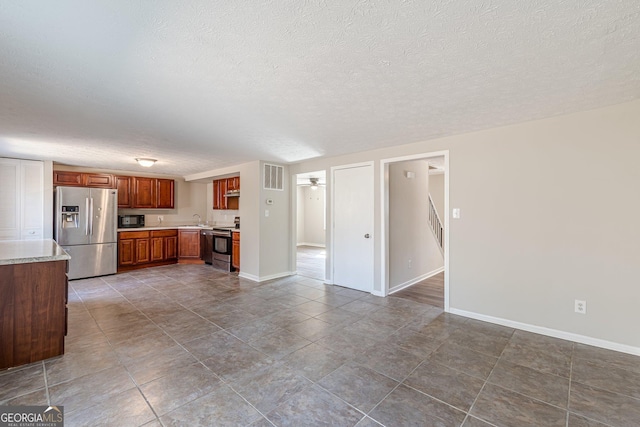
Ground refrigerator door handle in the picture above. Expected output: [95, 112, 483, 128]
[89, 197, 94, 236]
[85, 198, 90, 235]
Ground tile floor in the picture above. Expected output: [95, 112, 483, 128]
[1, 264, 639, 426]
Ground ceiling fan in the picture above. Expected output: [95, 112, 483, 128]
[300, 177, 325, 190]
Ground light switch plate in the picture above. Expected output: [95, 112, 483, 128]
[452, 208, 461, 219]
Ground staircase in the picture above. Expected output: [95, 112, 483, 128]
[428, 194, 444, 254]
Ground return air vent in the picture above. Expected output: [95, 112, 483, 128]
[263, 163, 284, 191]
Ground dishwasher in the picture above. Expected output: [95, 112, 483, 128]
[200, 229, 214, 264]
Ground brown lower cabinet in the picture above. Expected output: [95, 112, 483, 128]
[118, 229, 178, 271]
[232, 231, 240, 271]
[0, 260, 68, 369]
[178, 229, 201, 261]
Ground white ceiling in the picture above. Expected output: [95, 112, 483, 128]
[1, 1, 639, 176]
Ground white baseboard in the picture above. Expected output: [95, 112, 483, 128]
[449, 308, 640, 357]
[371, 290, 385, 297]
[389, 266, 444, 294]
[238, 272, 259, 282]
[238, 271, 295, 282]
[296, 243, 326, 248]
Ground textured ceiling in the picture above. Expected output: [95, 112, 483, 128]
[1, 1, 639, 176]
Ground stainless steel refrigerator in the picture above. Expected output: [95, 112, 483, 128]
[54, 186, 118, 280]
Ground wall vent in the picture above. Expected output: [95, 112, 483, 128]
[263, 163, 284, 191]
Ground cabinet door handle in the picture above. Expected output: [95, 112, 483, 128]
[364, 234, 370, 238]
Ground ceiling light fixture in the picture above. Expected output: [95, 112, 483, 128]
[309, 177, 319, 190]
[136, 158, 157, 167]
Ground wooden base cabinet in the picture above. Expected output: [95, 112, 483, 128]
[178, 229, 201, 261]
[232, 231, 240, 271]
[152, 230, 178, 262]
[0, 260, 68, 369]
[118, 230, 178, 271]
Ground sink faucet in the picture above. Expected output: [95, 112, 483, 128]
[192, 214, 201, 225]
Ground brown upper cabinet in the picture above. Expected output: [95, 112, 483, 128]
[227, 176, 240, 192]
[156, 178, 175, 209]
[116, 176, 174, 209]
[133, 177, 156, 209]
[213, 176, 239, 210]
[54, 170, 174, 210]
[53, 171, 114, 188]
[116, 176, 132, 208]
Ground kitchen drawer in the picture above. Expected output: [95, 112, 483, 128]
[119, 231, 150, 239]
[151, 229, 178, 237]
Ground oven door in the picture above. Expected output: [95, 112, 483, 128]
[213, 234, 231, 255]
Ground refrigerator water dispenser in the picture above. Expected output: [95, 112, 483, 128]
[61, 206, 79, 229]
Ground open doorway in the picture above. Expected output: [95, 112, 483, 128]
[295, 171, 326, 280]
[380, 151, 449, 310]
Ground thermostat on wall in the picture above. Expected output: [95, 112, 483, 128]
[265, 198, 274, 205]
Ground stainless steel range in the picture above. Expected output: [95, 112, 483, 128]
[210, 227, 235, 272]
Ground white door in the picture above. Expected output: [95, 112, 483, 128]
[332, 164, 374, 292]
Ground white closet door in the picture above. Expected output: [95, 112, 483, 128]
[20, 160, 44, 239]
[0, 158, 44, 241]
[332, 164, 374, 292]
[0, 159, 20, 240]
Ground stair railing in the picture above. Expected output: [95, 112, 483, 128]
[428, 194, 444, 252]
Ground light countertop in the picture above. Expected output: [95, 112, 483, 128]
[0, 239, 71, 266]
[117, 225, 239, 232]
[118, 225, 214, 232]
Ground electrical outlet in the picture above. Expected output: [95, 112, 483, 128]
[575, 300, 587, 314]
[408, 259, 412, 269]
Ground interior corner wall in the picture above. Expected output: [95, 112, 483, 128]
[296, 186, 305, 245]
[187, 160, 262, 280]
[236, 161, 261, 280]
[291, 99, 640, 351]
[259, 162, 291, 279]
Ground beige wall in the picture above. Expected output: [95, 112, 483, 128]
[259, 162, 291, 279]
[389, 160, 443, 289]
[297, 186, 326, 246]
[291, 99, 640, 351]
[186, 160, 291, 281]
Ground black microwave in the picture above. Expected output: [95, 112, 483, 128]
[118, 215, 145, 228]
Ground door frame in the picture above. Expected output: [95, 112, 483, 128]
[379, 151, 450, 311]
[290, 170, 327, 281]
[329, 161, 374, 288]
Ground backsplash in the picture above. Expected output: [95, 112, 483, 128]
[209, 209, 239, 226]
